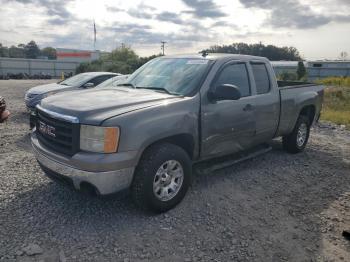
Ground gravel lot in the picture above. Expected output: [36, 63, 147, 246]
[0, 80, 349, 262]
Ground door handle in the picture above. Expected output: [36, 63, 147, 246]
[243, 104, 253, 111]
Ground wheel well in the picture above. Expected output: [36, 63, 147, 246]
[145, 134, 195, 159]
[299, 105, 316, 124]
[79, 182, 99, 195]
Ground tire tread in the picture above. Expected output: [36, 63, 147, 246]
[282, 115, 310, 154]
[131, 143, 191, 213]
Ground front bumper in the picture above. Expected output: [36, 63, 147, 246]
[31, 132, 136, 195]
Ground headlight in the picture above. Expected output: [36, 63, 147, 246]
[80, 125, 120, 153]
[42, 91, 56, 98]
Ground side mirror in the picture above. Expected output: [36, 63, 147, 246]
[83, 82, 94, 88]
[208, 84, 241, 102]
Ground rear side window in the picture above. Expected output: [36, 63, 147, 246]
[89, 75, 115, 86]
[251, 63, 270, 94]
[215, 63, 250, 97]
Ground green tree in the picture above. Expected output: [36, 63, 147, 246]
[41, 47, 57, 59]
[75, 60, 104, 74]
[296, 61, 306, 80]
[201, 42, 302, 61]
[8, 45, 25, 58]
[0, 43, 9, 57]
[107, 47, 140, 71]
[25, 40, 40, 59]
[137, 54, 160, 67]
[75, 47, 162, 74]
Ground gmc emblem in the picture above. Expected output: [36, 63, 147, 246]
[38, 121, 56, 137]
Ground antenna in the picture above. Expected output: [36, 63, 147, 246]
[161, 41, 167, 55]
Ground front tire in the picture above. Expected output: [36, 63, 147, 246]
[282, 115, 310, 154]
[131, 143, 192, 213]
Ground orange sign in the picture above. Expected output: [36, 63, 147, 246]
[57, 52, 91, 57]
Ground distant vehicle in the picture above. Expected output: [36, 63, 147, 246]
[95, 74, 130, 89]
[25, 72, 119, 128]
[25, 72, 119, 111]
[31, 54, 324, 212]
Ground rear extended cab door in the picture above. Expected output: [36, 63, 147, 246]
[200, 59, 256, 159]
[248, 61, 280, 144]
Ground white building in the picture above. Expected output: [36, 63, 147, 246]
[307, 60, 350, 81]
[271, 60, 350, 81]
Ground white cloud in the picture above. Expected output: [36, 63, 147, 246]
[0, 0, 349, 59]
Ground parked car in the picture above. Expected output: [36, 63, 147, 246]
[26, 72, 119, 128]
[95, 74, 130, 89]
[31, 54, 324, 212]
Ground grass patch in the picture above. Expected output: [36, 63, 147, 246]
[316, 76, 350, 88]
[317, 77, 350, 129]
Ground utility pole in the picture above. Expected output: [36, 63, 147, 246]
[259, 41, 263, 56]
[161, 41, 166, 55]
[93, 20, 96, 50]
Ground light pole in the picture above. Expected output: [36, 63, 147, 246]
[161, 41, 166, 56]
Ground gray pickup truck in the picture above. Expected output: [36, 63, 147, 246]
[31, 54, 324, 212]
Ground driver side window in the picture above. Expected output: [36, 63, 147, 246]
[215, 63, 251, 97]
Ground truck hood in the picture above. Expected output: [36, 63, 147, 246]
[27, 82, 72, 95]
[40, 87, 183, 125]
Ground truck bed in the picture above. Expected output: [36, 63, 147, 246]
[276, 81, 324, 137]
[277, 80, 317, 89]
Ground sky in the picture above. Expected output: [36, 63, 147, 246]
[0, 0, 349, 59]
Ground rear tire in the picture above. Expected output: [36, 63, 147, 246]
[282, 115, 310, 154]
[131, 143, 191, 213]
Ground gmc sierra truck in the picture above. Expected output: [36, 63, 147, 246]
[31, 54, 324, 212]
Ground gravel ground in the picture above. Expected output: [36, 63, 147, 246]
[0, 80, 349, 262]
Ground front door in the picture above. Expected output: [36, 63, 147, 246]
[201, 62, 256, 158]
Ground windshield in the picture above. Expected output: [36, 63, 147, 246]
[123, 58, 210, 96]
[59, 73, 92, 86]
[96, 75, 129, 88]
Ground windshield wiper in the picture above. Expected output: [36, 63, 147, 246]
[136, 86, 181, 96]
[117, 83, 135, 88]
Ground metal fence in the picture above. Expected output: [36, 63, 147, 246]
[1, 57, 350, 81]
[272, 61, 350, 81]
[0, 57, 80, 78]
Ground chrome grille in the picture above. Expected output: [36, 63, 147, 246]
[36, 107, 79, 156]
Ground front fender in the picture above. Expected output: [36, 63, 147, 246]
[102, 95, 200, 163]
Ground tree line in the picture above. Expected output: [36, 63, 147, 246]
[0, 41, 56, 59]
[0, 40, 304, 76]
[202, 42, 302, 61]
[0, 41, 302, 62]
[77, 43, 303, 75]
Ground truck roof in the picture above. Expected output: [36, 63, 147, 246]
[163, 53, 269, 62]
